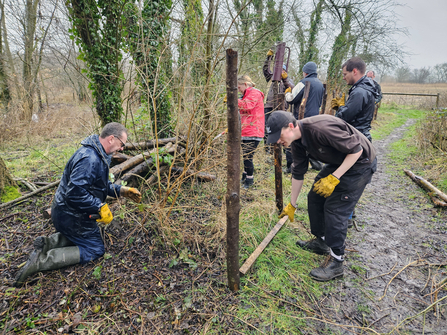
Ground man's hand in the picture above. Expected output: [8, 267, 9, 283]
[313, 174, 340, 198]
[120, 186, 142, 203]
[285, 87, 292, 94]
[279, 202, 296, 222]
[267, 49, 274, 57]
[97, 204, 113, 225]
[330, 93, 345, 110]
[281, 70, 288, 79]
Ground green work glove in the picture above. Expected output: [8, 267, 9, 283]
[267, 49, 274, 57]
[97, 204, 113, 225]
[330, 93, 345, 110]
[120, 186, 142, 203]
[279, 202, 296, 222]
[313, 174, 340, 198]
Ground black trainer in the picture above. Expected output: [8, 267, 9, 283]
[241, 172, 247, 183]
[296, 237, 330, 255]
[243, 178, 254, 190]
[309, 255, 344, 282]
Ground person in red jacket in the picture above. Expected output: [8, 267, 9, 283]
[237, 75, 265, 189]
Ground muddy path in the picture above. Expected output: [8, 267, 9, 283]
[321, 119, 447, 334]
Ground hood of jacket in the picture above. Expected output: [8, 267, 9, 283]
[81, 135, 112, 166]
[350, 76, 379, 98]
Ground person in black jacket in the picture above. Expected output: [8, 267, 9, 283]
[285, 61, 324, 171]
[14, 123, 142, 287]
[331, 57, 377, 142]
[366, 70, 382, 104]
[263, 49, 294, 154]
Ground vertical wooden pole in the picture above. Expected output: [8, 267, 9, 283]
[298, 81, 311, 120]
[226, 49, 240, 292]
[321, 83, 327, 114]
[272, 81, 283, 212]
[436, 93, 440, 109]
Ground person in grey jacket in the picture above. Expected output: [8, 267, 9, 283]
[285, 61, 324, 119]
[331, 57, 378, 142]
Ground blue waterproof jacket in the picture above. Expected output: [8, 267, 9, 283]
[51, 135, 121, 263]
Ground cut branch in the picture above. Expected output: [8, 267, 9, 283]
[404, 169, 447, 206]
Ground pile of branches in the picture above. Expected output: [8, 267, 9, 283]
[111, 137, 216, 188]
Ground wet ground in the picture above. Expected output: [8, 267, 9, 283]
[319, 119, 447, 334]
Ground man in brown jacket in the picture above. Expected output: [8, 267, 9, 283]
[266, 111, 377, 281]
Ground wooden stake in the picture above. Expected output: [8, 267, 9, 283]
[239, 216, 288, 275]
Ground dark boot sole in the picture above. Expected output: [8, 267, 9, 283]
[310, 272, 343, 282]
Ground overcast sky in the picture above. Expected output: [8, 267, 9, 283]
[395, 0, 447, 69]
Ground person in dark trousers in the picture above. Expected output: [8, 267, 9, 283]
[366, 70, 383, 104]
[263, 49, 294, 169]
[238, 75, 265, 189]
[285, 61, 324, 171]
[267, 111, 377, 281]
[14, 123, 142, 287]
[331, 57, 378, 142]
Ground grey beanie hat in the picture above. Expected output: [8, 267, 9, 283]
[302, 61, 317, 74]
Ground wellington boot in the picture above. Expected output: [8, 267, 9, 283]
[34, 232, 74, 254]
[296, 237, 330, 255]
[14, 246, 80, 287]
[309, 255, 344, 282]
[241, 172, 247, 183]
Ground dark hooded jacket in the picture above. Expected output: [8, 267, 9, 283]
[335, 76, 378, 141]
[51, 135, 121, 256]
[286, 72, 324, 119]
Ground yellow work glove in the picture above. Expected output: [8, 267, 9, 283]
[279, 202, 296, 222]
[120, 186, 142, 203]
[313, 174, 340, 198]
[330, 93, 345, 110]
[97, 204, 113, 225]
[285, 87, 292, 94]
[281, 70, 288, 79]
[267, 49, 274, 57]
[223, 95, 227, 104]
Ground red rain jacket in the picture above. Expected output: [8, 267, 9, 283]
[238, 87, 265, 138]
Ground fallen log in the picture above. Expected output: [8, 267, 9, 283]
[169, 166, 216, 182]
[123, 137, 177, 151]
[111, 153, 132, 164]
[239, 216, 288, 275]
[110, 142, 173, 177]
[115, 157, 155, 185]
[0, 180, 60, 210]
[404, 169, 447, 206]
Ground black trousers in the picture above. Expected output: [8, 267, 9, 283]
[263, 107, 273, 146]
[307, 158, 377, 256]
[242, 140, 260, 176]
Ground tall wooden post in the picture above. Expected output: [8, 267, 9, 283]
[272, 81, 283, 212]
[321, 83, 327, 114]
[226, 49, 240, 292]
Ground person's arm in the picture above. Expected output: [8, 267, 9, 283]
[286, 82, 305, 103]
[335, 89, 363, 123]
[238, 90, 260, 112]
[376, 83, 382, 103]
[290, 178, 304, 206]
[65, 157, 103, 213]
[263, 56, 273, 83]
[332, 149, 363, 179]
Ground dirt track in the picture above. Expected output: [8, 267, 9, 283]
[321, 119, 447, 334]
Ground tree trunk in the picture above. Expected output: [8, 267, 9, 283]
[0, 156, 17, 197]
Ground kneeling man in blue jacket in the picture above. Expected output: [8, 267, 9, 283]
[14, 122, 141, 286]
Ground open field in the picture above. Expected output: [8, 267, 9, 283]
[381, 82, 447, 109]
